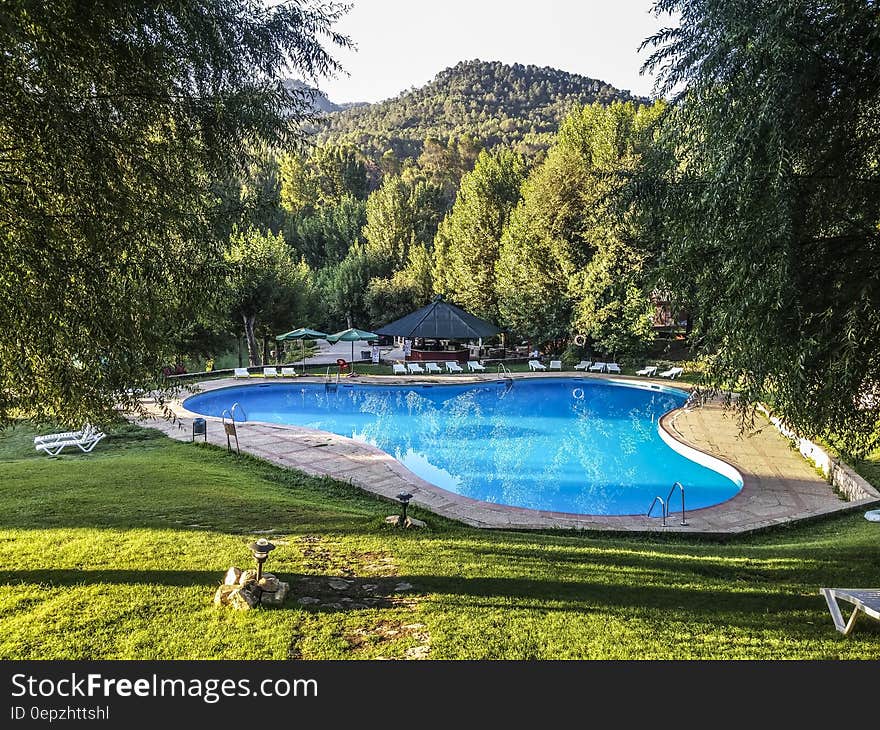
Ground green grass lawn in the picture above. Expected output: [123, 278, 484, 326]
[2, 424, 879, 660]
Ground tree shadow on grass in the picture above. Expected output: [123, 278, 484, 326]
[457, 542, 880, 587]
[4, 568, 876, 642]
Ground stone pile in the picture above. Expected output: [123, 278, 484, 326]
[213, 566, 289, 610]
[383, 515, 426, 528]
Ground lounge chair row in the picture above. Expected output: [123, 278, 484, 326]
[532, 360, 622, 373]
[393, 361, 486, 375]
[234, 367, 298, 378]
[530, 360, 685, 379]
[34, 424, 106, 456]
[636, 365, 684, 379]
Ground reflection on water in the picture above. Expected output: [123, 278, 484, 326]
[184, 380, 741, 515]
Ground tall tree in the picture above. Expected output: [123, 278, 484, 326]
[362, 176, 446, 278]
[574, 241, 656, 358]
[569, 101, 665, 357]
[365, 244, 434, 327]
[496, 101, 662, 347]
[225, 229, 313, 366]
[433, 148, 526, 320]
[641, 0, 880, 450]
[284, 195, 366, 269]
[279, 143, 368, 215]
[0, 0, 349, 424]
[322, 244, 373, 329]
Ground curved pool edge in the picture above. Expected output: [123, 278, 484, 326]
[146, 374, 862, 534]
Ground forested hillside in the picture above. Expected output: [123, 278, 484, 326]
[312, 60, 645, 161]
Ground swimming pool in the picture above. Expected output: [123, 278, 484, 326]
[183, 379, 742, 516]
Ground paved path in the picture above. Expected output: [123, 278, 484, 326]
[137, 374, 879, 535]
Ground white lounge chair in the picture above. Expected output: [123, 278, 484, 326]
[407, 362, 425, 374]
[392, 363, 407, 375]
[528, 360, 546, 371]
[573, 361, 591, 371]
[821, 588, 880, 635]
[588, 362, 606, 373]
[636, 365, 658, 377]
[446, 361, 464, 373]
[35, 425, 106, 456]
[263, 367, 279, 377]
[280, 367, 297, 377]
[659, 367, 684, 379]
[549, 360, 562, 371]
[233, 368, 250, 378]
[34, 426, 89, 444]
[605, 362, 621, 374]
[425, 362, 443, 374]
[467, 361, 486, 372]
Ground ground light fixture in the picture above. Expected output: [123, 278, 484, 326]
[192, 417, 207, 442]
[247, 538, 276, 580]
[396, 493, 413, 527]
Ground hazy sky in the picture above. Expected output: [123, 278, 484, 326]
[309, 1, 676, 103]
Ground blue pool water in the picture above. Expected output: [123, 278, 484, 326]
[183, 379, 742, 516]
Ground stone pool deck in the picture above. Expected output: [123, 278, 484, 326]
[136, 373, 880, 535]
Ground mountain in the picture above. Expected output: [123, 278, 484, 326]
[313, 60, 649, 161]
[281, 79, 367, 115]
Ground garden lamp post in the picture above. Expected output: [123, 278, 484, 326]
[396, 493, 413, 527]
[248, 538, 276, 580]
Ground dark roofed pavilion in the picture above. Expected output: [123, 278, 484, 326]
[375, 295, 501, 363]
[375, 295, 501, 340]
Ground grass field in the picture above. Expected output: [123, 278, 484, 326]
[1, 424, 879, 660]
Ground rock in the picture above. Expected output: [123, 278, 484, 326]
[362, 584, 378, 593]
[328, 579, 350, 591]
[223, 567, 242, 586]
[298, 596, 321, 605]
[405, 517, 426, 528]
[227, 587, 259, 610]
[385, 515, 401, 525]
[213, 584, 236, 606]
[394, 582, 413, 592]
[239, 569, 258, 587]
[257, 576, 281, 593]
[260, 581, 289, 607]
[405, 645, 430, 660]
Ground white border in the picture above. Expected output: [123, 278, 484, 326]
[657, 421, 744, 488]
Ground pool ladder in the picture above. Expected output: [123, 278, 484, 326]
[325, 366, 340, 392]
[221, 402, 245, 454]
[495, 362, 514, 396]
[647, 482, 688, 527]
[685, 388, 707, 410]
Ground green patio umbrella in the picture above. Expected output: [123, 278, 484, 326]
[275, 327, 328, 373]
[325, 327, 379, 366]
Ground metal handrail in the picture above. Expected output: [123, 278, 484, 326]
[221, 402, 242, 454]
[647, 496, 667, 527]
[230, 402, 246, 422]
[666, 481, 688, 526]
[497, 362, 510, 375]
[685, 389, 706, 410]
